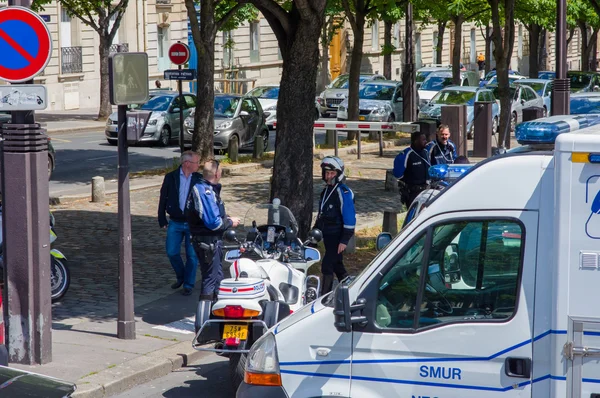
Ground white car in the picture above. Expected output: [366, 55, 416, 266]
[245, 85, 279, 129]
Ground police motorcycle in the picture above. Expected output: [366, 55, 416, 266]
[192, 199, 322, 391]
[0, 206, 70, 302]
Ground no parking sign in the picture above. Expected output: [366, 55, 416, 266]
[0, 6, 52, 83]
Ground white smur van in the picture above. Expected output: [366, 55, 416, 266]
[236, 114, 600, 398]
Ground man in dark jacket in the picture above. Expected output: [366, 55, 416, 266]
[158, 151, 201, 296]
[426, 124, 457, 166]
[393, 131, 430, 208]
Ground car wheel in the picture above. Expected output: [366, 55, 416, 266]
[543, 107, 548, 117]
[159, 126, 171, 147]
[510, 112, 517, 132]
[107, 139, 117, 146]
[228, 135, 239, 156]
[261, 130, 269, 152]
[48, 155, 54, 180]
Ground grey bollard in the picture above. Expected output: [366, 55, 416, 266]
[382, 211, 398, 235]
[441, 105, 468, 157]
[473, 102, 492, 158]
[92, 176, 105, 202]
[253, 133, 264, 159]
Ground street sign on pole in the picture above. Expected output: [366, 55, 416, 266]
[169, 42, 190, 65]
[164, 69, 196, 80]
[0, 7, 52, 83]
[109, 52, 149, 106]
[0, 85, 47, 111]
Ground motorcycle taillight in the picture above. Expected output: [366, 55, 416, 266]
[223, 305, 244, 318]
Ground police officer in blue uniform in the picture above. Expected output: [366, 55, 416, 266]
[426, 124, 457, 165]
[314, 157, 356, 295]
[393, 131, 430, 208]
[188, 159, 240, 331]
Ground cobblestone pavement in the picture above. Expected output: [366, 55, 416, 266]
[50, 149, 400, 324]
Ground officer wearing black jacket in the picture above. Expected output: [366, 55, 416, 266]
[393, 131, 430, 207]
[314, 156, 356, 295]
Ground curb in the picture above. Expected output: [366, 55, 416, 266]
[72, 341, 211, 398]
[45, 125, 107, 135]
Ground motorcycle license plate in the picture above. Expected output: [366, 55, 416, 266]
[223, 324, 248, 340]
[358, 116, 366, 121]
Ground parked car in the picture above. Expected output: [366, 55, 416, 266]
[105, 92, 196, 146]
[416, 65, 451, 89]
[316, 73, 386, 117]
[418, 86, 500, 138]
[48, 138, 55, 179]
[484, 74, 526, 87]
[567, 71, 600, 93]
[184, 94, 269, 153]
[489, 84, 544, 130]
[0, 365, 76, 397]
[479, 69, 521, 87]
[418, 70, 480, 106]
[570, 92, 600, 114]
[245, 85, 279, 129]
[514, 78, 553, 116]
[336, 81, 403, 123]
[538, 71, 556, 79]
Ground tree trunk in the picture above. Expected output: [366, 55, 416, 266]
[383, 20, 392, 79]
[436, 21, 447, 64]
[485, 26, 492, 75]
[592, 36, 598, 71]
[98, 36, 112, 120]
[271, 11, 324, 238]
[452, 16, 463, 85]
[317, 19, 331, 93]
[528, 24, 540, 78]
[346, 13, 365, 141]
[185, 0, 215, 162]
[538, 29, 548, 71]
[580, 22, 597, 72]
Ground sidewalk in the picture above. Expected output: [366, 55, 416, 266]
[36, 108, 108, 134]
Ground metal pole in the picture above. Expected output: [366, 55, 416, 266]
[334, 129, 339, 157]
[551, 0, 569, 115]
[402, 2, 416, 122]
[178, 65, 184, 153]
[357, 131, 361, 159]
[117, 105, 135, 339]
[378, 131, 383, 157]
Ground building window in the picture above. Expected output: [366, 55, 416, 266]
[250, 21, 260, 63]
[470, 29, 476, 64]
[157, 26, 169, 72]
[60, 8, 72, 48]
[372, 20, 379, 51]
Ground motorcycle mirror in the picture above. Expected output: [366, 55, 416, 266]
[308, 228, 323, 244]
[223, 229, 237, 243]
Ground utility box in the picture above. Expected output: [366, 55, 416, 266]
[441, 105, 467, 157]
[523, 106, 545, 122]
[473, 102, 493, 158]
[125, 111, 151, 144]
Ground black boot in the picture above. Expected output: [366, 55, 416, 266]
[321, 274, 335, 296]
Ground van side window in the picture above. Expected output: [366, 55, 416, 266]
[375, 234, 426, 329]
[417, 220, 522, 328]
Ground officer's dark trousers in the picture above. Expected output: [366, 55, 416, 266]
[192, 238, 223, 298]
[322, 233, 348, 294]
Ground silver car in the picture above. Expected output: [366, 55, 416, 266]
[184, 94, 269, 153]
[245, 85, 279, 129]
[316, 73, 386, 118]
[489, 84, 545, 131]
[105, 92, 196, 146]
[514, 79, 553, 116]
[336, 81, 403, 122]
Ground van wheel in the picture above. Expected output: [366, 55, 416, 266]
[229, 353, 247, 394]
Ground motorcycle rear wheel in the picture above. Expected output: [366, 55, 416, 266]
[229, 353, 247, 394]
[51, 257, 70, 302]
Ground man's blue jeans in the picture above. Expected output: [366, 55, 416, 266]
[166, 220, 198, 290]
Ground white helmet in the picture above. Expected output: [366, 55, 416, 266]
[320, 156, 345, 183]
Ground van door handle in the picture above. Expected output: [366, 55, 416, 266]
[504, 357, 531, 378]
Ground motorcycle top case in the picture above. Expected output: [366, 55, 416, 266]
[218, 278, 267, 300]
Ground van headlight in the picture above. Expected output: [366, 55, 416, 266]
[244, 332, 281, 386]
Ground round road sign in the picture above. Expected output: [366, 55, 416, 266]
[0, 7, 52, 83]
[169, 42, 190, 65]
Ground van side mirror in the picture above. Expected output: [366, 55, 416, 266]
[333, 284, 367, 333]
[376, 232, 392, 251]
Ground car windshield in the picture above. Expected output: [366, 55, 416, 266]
[214, 96, 240, 118]
[358, 84, 395, 100]
[247, 86, 279, 99]
[490, 86, 517, 101]
[570, 95, 600, 114]
[331, 75, 372, 89]
[538, 71, 555, 79]
[421, 76, 453, 91]
[517, 82, 545, 96]
[431, 90, 476, 105]
[140, 95, 172, 111]
[568, 73, 593, 90]
[416, 71, 434, 83]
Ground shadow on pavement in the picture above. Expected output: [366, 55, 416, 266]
[161, 360, 234, 398]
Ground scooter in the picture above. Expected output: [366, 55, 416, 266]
[192, 199, 322, 392]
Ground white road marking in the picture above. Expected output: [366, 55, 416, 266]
[152, 316, 195, 335]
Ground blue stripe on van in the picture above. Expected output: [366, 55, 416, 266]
[280, 329, 567, 366]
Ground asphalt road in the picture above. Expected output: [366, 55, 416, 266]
[48, 122, 340, 198]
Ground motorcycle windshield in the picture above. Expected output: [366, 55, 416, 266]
[243, 203, 298, 234]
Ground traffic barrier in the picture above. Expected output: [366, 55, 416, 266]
[274, 120, 418, 158]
